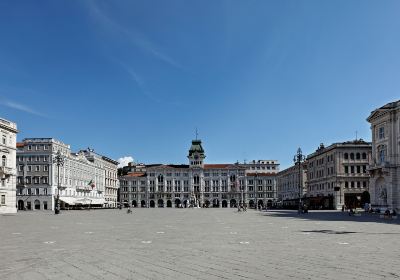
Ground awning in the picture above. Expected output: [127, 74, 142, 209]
[90, 198, 105, 205]
[75, 198, 92, 205]
[75, 198, 105, 205]
[59, 197, 76, 205]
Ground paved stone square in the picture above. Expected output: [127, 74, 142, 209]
[0, 209, 399, 280]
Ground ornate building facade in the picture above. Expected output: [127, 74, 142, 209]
[306, 141, 371, 209]
[277, 162, 307, 208]
[367, 100, 400, 211]
[119, 139, 278, 208]
[16, 138, 118, 210]
[0, 117, 18, 214]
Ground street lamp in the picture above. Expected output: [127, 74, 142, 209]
[254, 173, 258, 210]
[293, 148, 306, 214]
[54, 150, 65, 214]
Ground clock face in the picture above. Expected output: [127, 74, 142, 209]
[194, 154, 199, 159]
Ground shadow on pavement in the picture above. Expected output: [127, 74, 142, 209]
[262, 210, 400, 225]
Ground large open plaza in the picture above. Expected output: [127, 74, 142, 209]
[0, 209, 399, 280]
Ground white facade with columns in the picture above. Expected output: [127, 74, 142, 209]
[367, 100, 400, 211]
[0, 117, 18, 214]
[119, 139, 278, 209]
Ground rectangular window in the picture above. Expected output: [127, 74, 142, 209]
[1, 195, 5, 204]
[35, 145, 40, 150]
[18, 165, 23, 171]
[35, 165, 40, 172]
[27, 165, 32, 172]
[44, 145, 49, 150]
[379, 127, 385, 139]
[28, 145, 32, 150]
[44, 165, 48, 171]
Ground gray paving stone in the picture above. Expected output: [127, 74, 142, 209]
[0, 209, 399, 280]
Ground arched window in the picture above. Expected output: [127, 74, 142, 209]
[157, 174, 164, 184]
[356, 153, 361, 160]
[362, 153, 367, 160]
[1, 155, 6, 167]
[350, 153, 355, 160]
[193, 175, 200, 184]
[344, 153, 348, 160]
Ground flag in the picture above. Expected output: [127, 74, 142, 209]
[88, 180, 95, 189]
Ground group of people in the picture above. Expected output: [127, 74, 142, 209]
[384, 209, 397, 219]
[237, 203, 247, 212]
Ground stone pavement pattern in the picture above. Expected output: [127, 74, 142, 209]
[0, 209, 399, 280]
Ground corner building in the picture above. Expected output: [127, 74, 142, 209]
[119, 139, 278, 209]
[0, 118, 18, 214]
[367, 100, 400, 211]
[306, 141, 371, 209]
[16, 138, 118, 210]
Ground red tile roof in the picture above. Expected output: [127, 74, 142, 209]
[125, 172, 146, 177]
[204, 164, 231, 169]
[16, 142, 24, 148]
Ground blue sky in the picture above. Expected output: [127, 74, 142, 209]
[1, 0, 400, 169]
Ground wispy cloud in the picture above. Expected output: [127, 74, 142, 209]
[86, 0, 183, 70]
[113, 59, 162, 103]
[0, 97, 46, 117]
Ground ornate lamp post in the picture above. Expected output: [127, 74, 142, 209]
[54, 150, 65, 214]
[254, 173, 258, 210]
[293, 148, 306, 214]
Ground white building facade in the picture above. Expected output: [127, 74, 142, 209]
[16, 139, 117, 211]
[367, 100, 400, 211]
[82, 149, 119, 208]
[277, 163, 307, 208]
[306, 141, 371, 210]
[0, 118, 18, 214]
[119, 139, 278, 209]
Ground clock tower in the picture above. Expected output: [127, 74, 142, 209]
[188, 139, 205, 168]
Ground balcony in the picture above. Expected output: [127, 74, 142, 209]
[0, 166, 15, 179]
[76, 186, 92, 193]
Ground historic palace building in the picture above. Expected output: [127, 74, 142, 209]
[367, 100, 400, 211]
[277, 162, 307, 208]
[119, 139, 278, 209]
[16, 138, 118, 210]
[0, 117, 18, 214]
[306, 141, 371, 210]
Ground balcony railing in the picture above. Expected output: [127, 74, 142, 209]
[0, 166, 15, 178]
